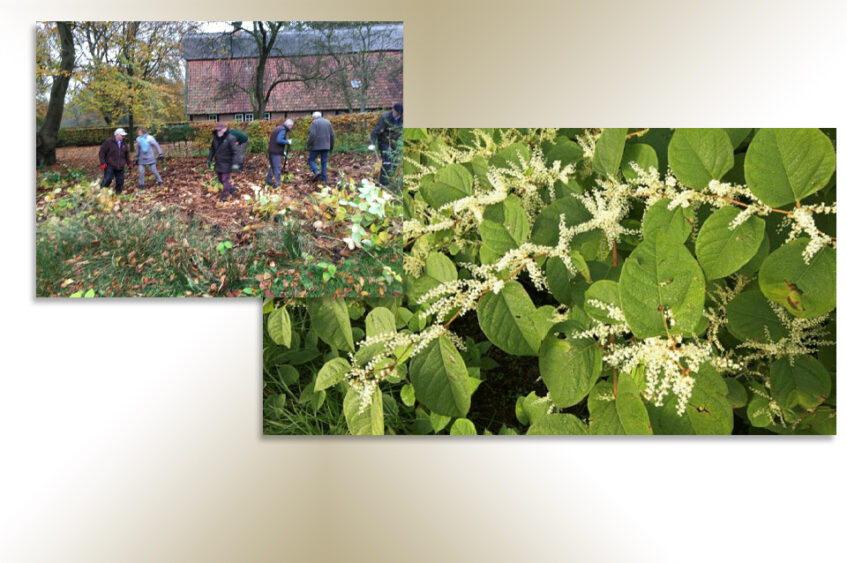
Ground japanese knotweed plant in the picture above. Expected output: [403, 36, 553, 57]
[264, 128, 836, 435]
[312, 178, 402, 251]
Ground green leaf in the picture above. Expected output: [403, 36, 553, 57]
[588, 378, 652, 435]
[400, 383, 416, 407]
[531, 195, 607, 260]
[642, 198, 694, 244]
[544, 137, 583, 169]
[450, 418, 477, 435]
[407, 252, 458, 305]
[490, 143, 531, 169]
[621, 143, 659, 181]
[479, 195, 530, 259]
[533, 305, 559, 342]
[724, 378, 748, 409]
[343, 387, 384, 435]
[314, 357, 351, 392]
[593, 128, 627, 178]
[516, 391, 550, 426]
[420, 163, 474, 208]
[736, 231, 770, 277]
[747, 385, 775, 427]
[724, 128, 752, 149]
[618, 234, 706, 338]
[277, 365, 299, 385]
[770, 356, 831, 412]
[546, 256, 574, 305]
[539, 325, 602, 408]
[365, 307, 396, 338]
[430, 412, 451, 433]
[267, 306, 292, 347]
[648, 364, 733, 435]
[527, 413, 588, 435]
[744, 128, 835, 207]
[695, 206, 765, 280]
[584, 280, 624, 325]
[308, 298, 355, 352]
[410, 335, 473, 417]
[668, 128, 734, 189]
[478, 281, 543, 356]
[726, 288, 788, 343]
[758, 238, 836, 318]
[404, 128, 428, 141]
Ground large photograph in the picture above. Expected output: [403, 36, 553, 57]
[263, 128, 836, 435]
[36, 21, 403, 297]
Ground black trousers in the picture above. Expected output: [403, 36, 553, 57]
[378, 145, 396, 186]
[101, 166, 126, 193]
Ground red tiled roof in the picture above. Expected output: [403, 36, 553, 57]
[186, 52, 402, 114]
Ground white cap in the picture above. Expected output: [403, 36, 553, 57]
[114, 128, 127, 136]
[312, 111, 321, 119]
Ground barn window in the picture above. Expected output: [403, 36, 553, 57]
[234, 114, 244, 122]
[207, 114, 218, 121]
[264, 112, 271, 121]
[244, 113, 254, 122]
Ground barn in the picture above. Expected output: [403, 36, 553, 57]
[182, 23, 403, 122]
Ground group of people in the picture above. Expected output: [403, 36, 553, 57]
[97, 127, 164, 195]
[98, 103, 404, 201]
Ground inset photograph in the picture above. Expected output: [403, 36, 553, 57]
[36, 21, 403, 297]
[263, 128, 836, 435]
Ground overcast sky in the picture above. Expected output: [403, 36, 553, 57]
[200, 21, 250, 32]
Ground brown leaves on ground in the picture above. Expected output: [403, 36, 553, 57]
[40, 147, 384, 257]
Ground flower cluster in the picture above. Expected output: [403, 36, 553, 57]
[605, 335, 714, 415]
[738, 302, 834, 363]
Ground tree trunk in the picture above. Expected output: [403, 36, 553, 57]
[36, 22, 74, 167]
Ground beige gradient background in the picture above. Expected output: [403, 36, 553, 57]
[4, 1, 847, 561]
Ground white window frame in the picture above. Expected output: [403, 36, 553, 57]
[234, 113, 244, 122]
[263, 112, 271, 121]
[244, 113, 254, 122]
[207, 114, 218, 121]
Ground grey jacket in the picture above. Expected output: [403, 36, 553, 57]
[307, 117, 335, 151]
[135, 134, 163, 165]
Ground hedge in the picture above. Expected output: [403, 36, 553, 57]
[56, 112, 384, 153]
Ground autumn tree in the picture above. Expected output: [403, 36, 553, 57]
[73, 21, 195, 135]
[36, 21, 75, 166]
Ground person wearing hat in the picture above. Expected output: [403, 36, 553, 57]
[207, 122, 239, 201]
[98, 127, 132, 194]
[368, 102, 403, 187]
[306, 112, 335, 184]
[134, 127, 164, 191]
[266, 118, 294, 188]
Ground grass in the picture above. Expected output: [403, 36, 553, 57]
[37, 208, 402, 298]
[37, 209, 306, 297]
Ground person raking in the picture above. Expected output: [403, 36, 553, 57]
[369, 103, 403, 187]
[207, 122, 239, 201]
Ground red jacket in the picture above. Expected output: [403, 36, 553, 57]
[99, 136, 131, 169]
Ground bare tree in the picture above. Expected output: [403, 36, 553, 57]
[213, 21, 334, 119]
[302, 22, 403, 113]
[36, 22, 75, 166]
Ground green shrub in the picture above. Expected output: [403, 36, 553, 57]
[264, 128, 837, 435]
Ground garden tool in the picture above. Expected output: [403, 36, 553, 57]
[281, 145, 289, 173]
